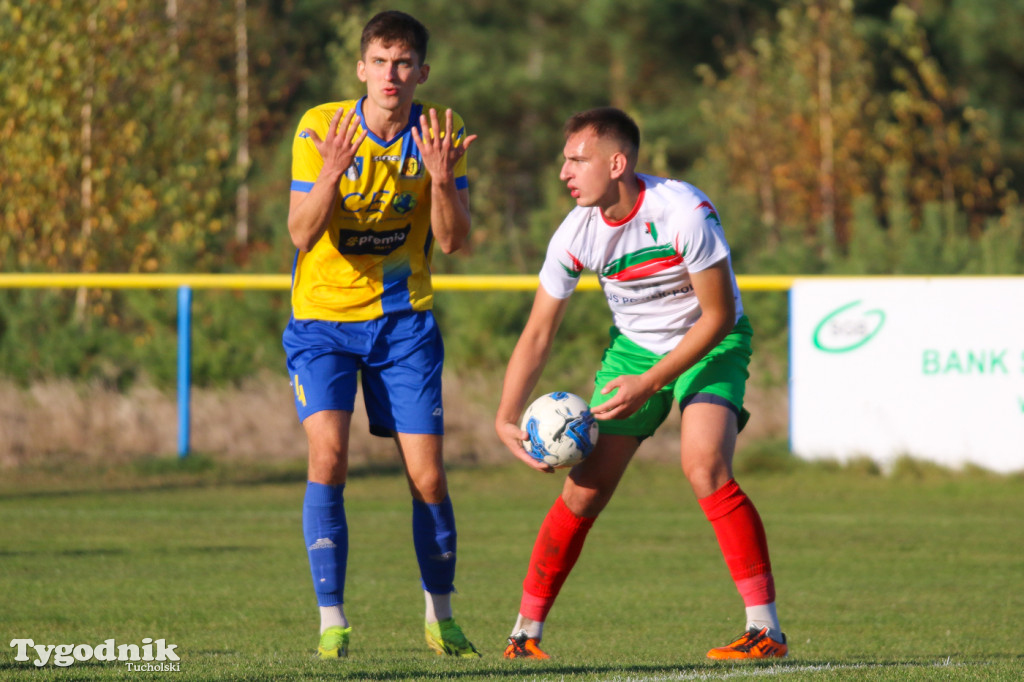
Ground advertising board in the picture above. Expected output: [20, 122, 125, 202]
[789, 278, 1024, 473]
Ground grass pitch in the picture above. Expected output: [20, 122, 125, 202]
[1, 454, 1022, 680]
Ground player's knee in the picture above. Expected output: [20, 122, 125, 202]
[408, 470, 448, 504]
[682, 459, 731, 499]
[308, 450, 347, 486]
[561, 485, 610, 518]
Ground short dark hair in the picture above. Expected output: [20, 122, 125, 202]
[564, 107, 640, 161]
[361, 11, 429, 65]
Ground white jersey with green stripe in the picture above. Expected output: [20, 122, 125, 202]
[538, 173, 744, 355]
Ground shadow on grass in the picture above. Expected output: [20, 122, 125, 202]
[0, 545, 261, 559]
[0, 547, 127, 558]
[0, 454, 456, 504]
[0, 453, 419, 499]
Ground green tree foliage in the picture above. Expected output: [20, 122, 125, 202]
[879, 5, 1014, 233]
[0, 1, 240, 277]
[914, 0, 1024, 205]
[1, 0, 260, 386]
[349, 0, 782, 273]
[695, 0, 883, 262]
[0, 0, 1021, 387]
[694, 0, 1018, 274]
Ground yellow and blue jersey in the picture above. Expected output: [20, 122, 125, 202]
[289, 96, 469, 322]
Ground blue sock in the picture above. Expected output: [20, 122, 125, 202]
[412, 497, 457, 594]
[303, 482, 347, 607]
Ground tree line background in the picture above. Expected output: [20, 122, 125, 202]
[1, 0, 1022, 391]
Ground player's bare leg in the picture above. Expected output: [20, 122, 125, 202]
[507, 434, 641, 658]
[302, 410, 353, 658]
[395, 432, 448, 503]
[394, 433, 454, 623]
[679, 402, 735, 498]
[306, 410, 351, 486]
[679, 403, 786, 659]
[563, 433, 641, 516]
[394, 432, 480, 657]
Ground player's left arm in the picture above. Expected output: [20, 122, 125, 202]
[411, 107, 478, 254]
[591, 259, 737, 421]
[495, 286, 572, 473]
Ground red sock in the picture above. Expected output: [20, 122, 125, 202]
[698, 478, 775, 606]
[520, 496, 596, 622]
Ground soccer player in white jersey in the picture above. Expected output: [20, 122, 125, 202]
[495, 107, 787, 661]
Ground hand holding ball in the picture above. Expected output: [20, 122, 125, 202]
[520, 392, 598, 468]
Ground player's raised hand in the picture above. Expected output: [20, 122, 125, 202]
[411, 108, 478, 181]
[591, 374, 656, 421]
[304, 107, 367, 177]
[495, 419, 555, 474]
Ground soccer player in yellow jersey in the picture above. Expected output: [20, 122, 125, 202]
[282, 11, 480, 659]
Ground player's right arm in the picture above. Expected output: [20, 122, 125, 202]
[287, 106, 368, 251]
[494, 285, 571, 472]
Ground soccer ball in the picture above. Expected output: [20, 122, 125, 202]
[520, 392, 598, 468]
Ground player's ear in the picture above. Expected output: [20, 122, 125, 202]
[418, 62, 430, 84]
[356, 59, 367, 83]
[609, 151, 628, 180]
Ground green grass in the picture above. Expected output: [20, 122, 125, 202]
[1, 455, 1022, 680]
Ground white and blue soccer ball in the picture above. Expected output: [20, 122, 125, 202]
[520, 392, 598, 468]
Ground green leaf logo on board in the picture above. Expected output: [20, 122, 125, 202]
[813, 300, 886, 353]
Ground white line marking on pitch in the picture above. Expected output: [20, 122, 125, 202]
[610, 659, 972, 681]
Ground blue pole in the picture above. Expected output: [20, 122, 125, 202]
[177, 285, 192, 458]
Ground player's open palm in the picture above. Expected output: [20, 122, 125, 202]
[304, 107, 367, 176]
[412, 108, 477, 182]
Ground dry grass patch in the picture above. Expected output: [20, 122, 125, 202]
[0, 370, 788, 470]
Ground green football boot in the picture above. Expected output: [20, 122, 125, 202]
[317, 625, 351, 660]
[424, 618, 481, 658]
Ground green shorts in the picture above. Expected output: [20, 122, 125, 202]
[590, 316, 753, 439]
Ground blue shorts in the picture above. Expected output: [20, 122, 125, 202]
[282, 311, 444, 437]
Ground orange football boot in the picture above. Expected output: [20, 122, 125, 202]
[504, 631, 550, 659]
[706, 626, 788, 660]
